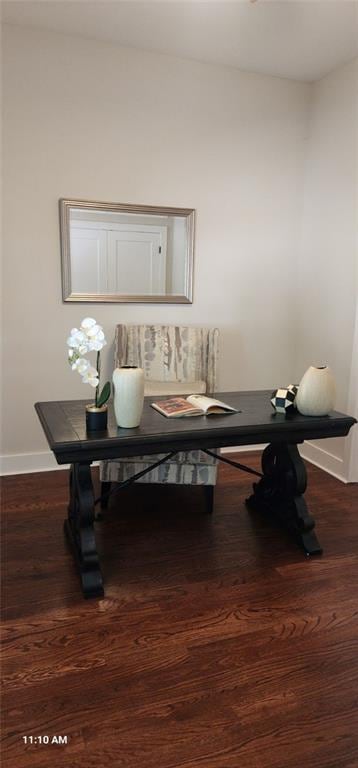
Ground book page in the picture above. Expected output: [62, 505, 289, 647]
[186, 395, 238, 413]
[151, 397, 202, 417]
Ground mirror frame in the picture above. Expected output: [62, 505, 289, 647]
[59, 198, 195, 303]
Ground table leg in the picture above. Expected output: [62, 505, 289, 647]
[246, 442, 323, 556]
[64, 462, 104, 599]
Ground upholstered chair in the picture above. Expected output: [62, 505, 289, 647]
[99, 324, 219, 512]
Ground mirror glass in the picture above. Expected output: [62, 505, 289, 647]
[60, 199, 195, 303]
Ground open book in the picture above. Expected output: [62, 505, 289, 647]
[151, 394, 239, 418]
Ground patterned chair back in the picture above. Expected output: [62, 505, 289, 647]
[114, 325, 219, 394]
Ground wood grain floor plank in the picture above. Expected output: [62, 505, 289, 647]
[1, 455, 358, 768]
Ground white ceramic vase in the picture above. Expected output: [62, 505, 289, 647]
[112, 366, 144, 428]
[296, 366, 336, 417]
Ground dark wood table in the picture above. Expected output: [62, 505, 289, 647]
[35, 391, 356, 599]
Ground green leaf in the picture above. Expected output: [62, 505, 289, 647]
[97, 381, 111, 408]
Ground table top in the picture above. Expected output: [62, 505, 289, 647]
[35, 391, 357, 465]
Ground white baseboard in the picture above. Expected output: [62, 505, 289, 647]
[299, 441, 348, 483]
[0, 451, 69, 476]
[0, 442, 347, 482]
[1, 446, 265, 476]
[222, 443, 348, 484]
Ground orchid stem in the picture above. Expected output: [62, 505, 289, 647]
[95, 351, 101, 407]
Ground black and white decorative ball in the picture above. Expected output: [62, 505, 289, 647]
[271, 384, 298, 414]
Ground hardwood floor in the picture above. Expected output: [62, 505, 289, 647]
[1, 454, 358, 768]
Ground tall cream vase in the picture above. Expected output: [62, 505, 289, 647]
[112, 366, 145, 428]
[296, 366, 336, 417]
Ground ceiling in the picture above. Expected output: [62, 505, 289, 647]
[2, 0, 358, 82]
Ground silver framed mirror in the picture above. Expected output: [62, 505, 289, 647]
[59, 199, 195, 303]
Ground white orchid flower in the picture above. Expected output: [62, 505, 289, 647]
[67, 328, 80, 342]
[88, 339, 105, 352]
[67, 318, 110, 408]
[86, 324, 101, 338]
[91, 329, 105, 342]
[81, 317, 97, 330]
[72, 357, 90, 375]
[67, 329, 88, 350]
[82, 366, 99, 388]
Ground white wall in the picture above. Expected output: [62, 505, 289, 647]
[1, 25, 310, 468]
[344, 300, 358, 481]
[297, 59, 358, 477]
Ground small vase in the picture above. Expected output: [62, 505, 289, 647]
[112, 366, 144, 428]
[86, 403, 108, 432]
[296, 366, 336, 417]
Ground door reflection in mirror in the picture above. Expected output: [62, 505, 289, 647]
[60, 200, 194, 303]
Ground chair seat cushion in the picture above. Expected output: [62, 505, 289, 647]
[100, 455, 218, 485]
[112, 450, 217, 465]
